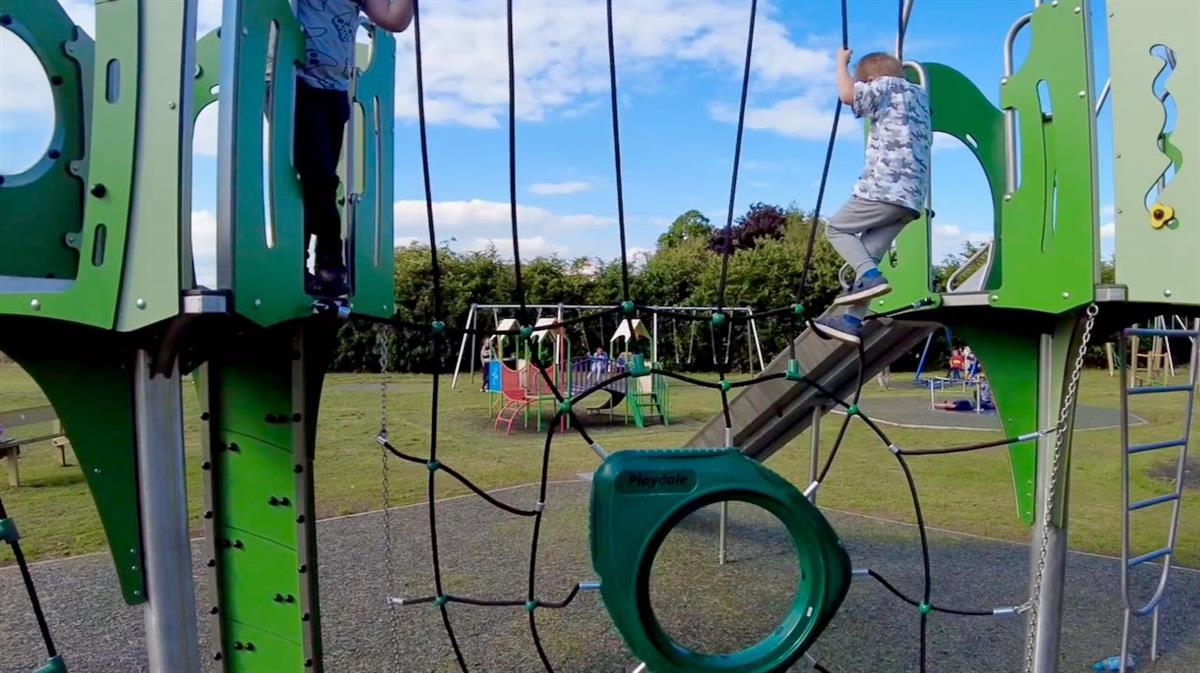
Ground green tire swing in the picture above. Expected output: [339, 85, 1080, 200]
[590, 449, 852, 673]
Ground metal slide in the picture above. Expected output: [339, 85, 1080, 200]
[686, 312, 936, 461]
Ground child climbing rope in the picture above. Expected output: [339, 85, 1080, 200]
[813, 48, 931, 344]
[295, 0, 414, 296]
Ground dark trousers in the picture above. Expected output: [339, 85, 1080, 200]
[295, 80, 350, 269]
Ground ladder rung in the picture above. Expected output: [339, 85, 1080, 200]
[1124, 328, 1200, 338]
[1128, 384, 1195, 395]
[1129, 493, 1181, 511]
[1128, 547, 1173, 568]
[1128, 438, 1188, 454]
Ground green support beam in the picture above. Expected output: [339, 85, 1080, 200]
[199, 324, 335, 672]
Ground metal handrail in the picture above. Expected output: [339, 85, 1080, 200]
[1002, 13, 1033, 194]
[945, 239, 994, 293]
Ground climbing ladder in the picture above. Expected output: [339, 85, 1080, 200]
[1118, 325, 1200, 671]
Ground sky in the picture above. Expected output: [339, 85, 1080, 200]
[1, 0, 1119, 287]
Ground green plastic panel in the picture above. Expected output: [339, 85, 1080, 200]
[349, 31, 397, 319]
[875, 63, 1006, 313]
[0, 323, 145, 603]
[200, 325, 335, 672]
[0, 0, 141, 327]
[113, 1, 193, 331]
[993, 0, 1097, 314]
[953, 321, 1040, 524]
[0, 0, 90, 281]
[591, 449, 850, 673]
[219, 0, 309, 325]
[1109, 0, 1199, 305]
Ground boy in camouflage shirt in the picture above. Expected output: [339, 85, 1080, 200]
[295, 0, 413, 296]
[813, 49, 931, 344]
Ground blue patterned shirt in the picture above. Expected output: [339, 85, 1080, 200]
[297, 0, 364, 91]
[851, 76, 931, 213]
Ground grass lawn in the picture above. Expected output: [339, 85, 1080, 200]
[0, 362, 1196, 569]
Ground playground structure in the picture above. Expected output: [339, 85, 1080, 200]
[451, 303, 767, 387]
[456, 304, 766, 432]
[0, 2, 1197, 673]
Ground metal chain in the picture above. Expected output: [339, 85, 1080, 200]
[376, 324, 402, 672]
[1021, 303, 1099, 673]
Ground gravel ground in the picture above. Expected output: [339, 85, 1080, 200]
[2, 479, 1197, 673]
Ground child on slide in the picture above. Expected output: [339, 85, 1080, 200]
[295, 0, 414, 296]
[812, 48, 932, 344]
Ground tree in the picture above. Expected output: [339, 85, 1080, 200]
[657, 210, 713, 250]
[709, 202, 788, 253]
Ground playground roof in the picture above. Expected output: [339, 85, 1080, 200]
[610, 319, 651, 345]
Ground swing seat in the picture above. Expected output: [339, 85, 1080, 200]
[590, 449, 851, 673]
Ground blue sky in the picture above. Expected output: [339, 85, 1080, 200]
[1, 0, 1117, 284]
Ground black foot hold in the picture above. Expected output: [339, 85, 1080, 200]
[311, 297, 351, 321]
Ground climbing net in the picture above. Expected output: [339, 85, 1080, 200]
[375, 1, 1099, 672]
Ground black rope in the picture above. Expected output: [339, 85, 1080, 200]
[715, 0, 758, 312]
[605, 0, 631, 301]
[410, 2, 468, 667]
[0, 496, 57, 661]
[506, 0, 527, 321]
[794, 0, 849, 312]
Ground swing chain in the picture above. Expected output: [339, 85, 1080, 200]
[1021, 303, 1098, 673]
[375, 324, 403, 671]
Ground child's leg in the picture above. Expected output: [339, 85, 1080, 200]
[294, 82, 351, 274]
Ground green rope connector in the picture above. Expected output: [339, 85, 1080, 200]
[426, 460, 441, 473]
[525, 600, 538, 613]
[34, 656, 67, 673]
[710, 312, 727, 327]
[621, 300, 635, 315]
[792, 303, 805, 319]
[559, 399, 573, 414]
[846, 405, 860, 417]
[918, 602, 932, 615]
[786, 359, 804, 382]
[630, 354, 650, 378]
[430, 320, 446, 335]
[435, 595, 449, 608]
[520, 325, 534, 340]
[720, 380, 732, 393]
[0, 517, 19, 544]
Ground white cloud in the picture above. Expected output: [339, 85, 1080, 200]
[710, 91, 846, 140]
[191, 210, 217, 288]
[393, 0, 830, 128]
[529, 180, 593, 196]
[1100, 221, 1115, 240]
[932, 223, 962, 237]
[392, 199, 615, 257]
[932, 133, 967, 153]
[468, 236, 567, 259]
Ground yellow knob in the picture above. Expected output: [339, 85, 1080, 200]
[1149, 203, 1174, 230]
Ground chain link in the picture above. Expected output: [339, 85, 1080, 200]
[1022, 303, 1099, 673]
[376, 324, 402, 672]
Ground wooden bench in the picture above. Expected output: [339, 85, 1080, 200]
[0, 405, 71, 487]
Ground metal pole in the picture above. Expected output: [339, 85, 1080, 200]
[469, 304, 479, 385]
[748, 312, 766, 372]
[718, 501, 728, 566]
[1029, 333, 1067, 673]
[134, 351, 201, 673]
[450, 303, 475, 388]
[652, 311, 659, 365]
[808, 406, 822, 503]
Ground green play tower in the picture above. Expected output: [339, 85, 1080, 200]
[0, 0, 393, 671]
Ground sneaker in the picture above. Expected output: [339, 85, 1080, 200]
[834, 268, 891, 305]
[812, 314, 863, 345]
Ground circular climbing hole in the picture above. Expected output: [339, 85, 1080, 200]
[0, 27, 56, 175]
[648, 500, 799, 656]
